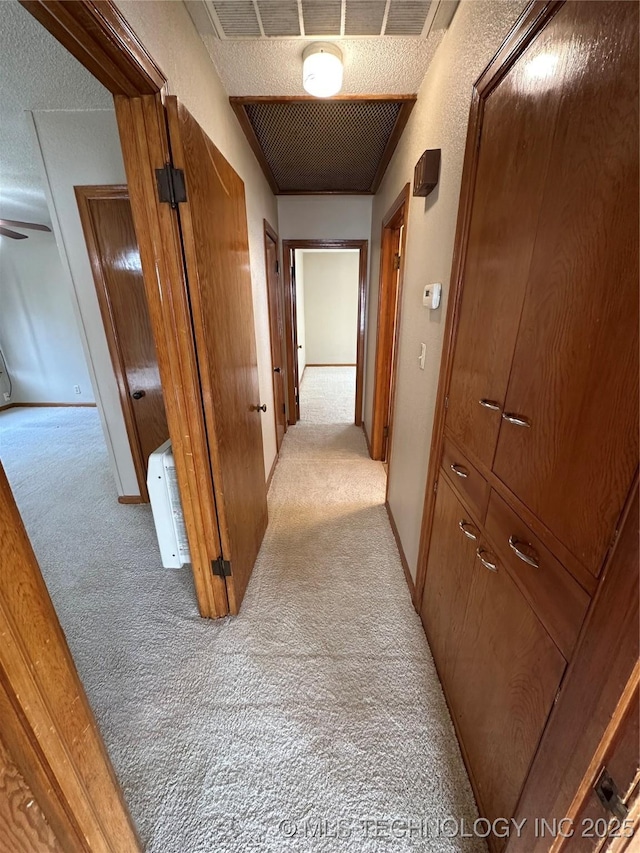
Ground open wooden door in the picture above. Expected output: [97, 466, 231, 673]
[264, 220, 287, 452]
[164, 97, 268, 614]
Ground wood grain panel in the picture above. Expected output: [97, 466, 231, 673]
[485, 490, 590, 661]
[76, 186, 169, 500]
[166, 96, 268, 613]
[0, 735, 60, 853]
[492, 0, 639, 576]
[449, 540, 566, 838]
[510, 485, 638, 853]
[0, 463, 140, 851]
[420, 477, 477, 693]
[445, 13, 569, 468]
[441, 435, 490, 524]
[264, 220, 286, 452]
[115, 94, 228, 618]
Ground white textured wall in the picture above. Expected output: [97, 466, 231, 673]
[294, 249, 306, 378]
[277, 196, 372, 241]
[0, 231, 93, 404]
[302, 252, 359, 365]
[365, 0, 527, 579]
[115, 0, 279, 482]
[31, 109, 140, 497]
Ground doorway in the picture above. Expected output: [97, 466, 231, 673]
[76, 184, 169, 501]
[282, 239, 368, 426]
[370, 184, 410, 464]
[263, 219, 287, 455]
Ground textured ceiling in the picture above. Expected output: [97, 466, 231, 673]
[0, 1, 112, 223]
[186, 0, 459, 95]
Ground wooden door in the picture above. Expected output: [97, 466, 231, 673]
[448, 542, 566, 836]
[165, 97, 268, 613]
[445, 14, 570, 468]
[420, 477, 477, 692]
[76, 186, 169, 500]
[264, 221, 286, 451]
[492, 1, 639, 577]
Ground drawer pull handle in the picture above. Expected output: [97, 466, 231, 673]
[502, 412, 531, 428]
[450, 463, 469, 479]
[508, 536, 540, 568]
[476, 548, 498, 572]
[458, 520, 478, 540]
[479, 399, 501, 411]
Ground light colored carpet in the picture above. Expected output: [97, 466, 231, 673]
[0, 375, 483, 853]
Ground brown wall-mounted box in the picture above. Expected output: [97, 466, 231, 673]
[413, 149, 441, 197]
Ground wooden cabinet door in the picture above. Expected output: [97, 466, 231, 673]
[445, 17, 567, 467]
[492, 1, 639, 577]
[165, 97, 268, 613]
[448, 543, 566, 834]
[420, 476, 478, 693]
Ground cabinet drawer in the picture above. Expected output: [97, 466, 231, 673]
[485, 491, 591, 660]
[441, 437, 490, 523]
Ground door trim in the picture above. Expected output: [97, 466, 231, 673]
[281, 238, 368, 426]
[370, 182, 410, 463]
[263, 219, 286, 451]
[0, 463, 141, 851]
[75, 184, 151, 501]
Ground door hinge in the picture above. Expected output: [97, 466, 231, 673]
[275, 259, 280, 274]
[383, 424, 389, 438]
[444, 395, 449, 409]
[155, 164, 187, 208]
[295, 392, 299, 405]
[393, 253, 401, 270]
[211, 557, 232, 577]
[594, 768, 629, 821]
[282, 403, 286, 414]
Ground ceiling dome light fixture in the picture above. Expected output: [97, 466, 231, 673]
[302, 42, 343, 98]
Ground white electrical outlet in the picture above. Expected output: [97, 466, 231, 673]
[74, 385, 81, 395]
[3, 392, 10, 402]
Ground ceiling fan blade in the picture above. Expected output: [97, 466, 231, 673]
[0, 218, 51, 232]
[0, 226, 28, 240]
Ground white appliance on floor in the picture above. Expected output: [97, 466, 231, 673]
[147, 440, 191, 568]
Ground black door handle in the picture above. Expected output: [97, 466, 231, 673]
[273, 367, 281, 373]
[132, 390, 145, 400]
[251, 403, 267, 412]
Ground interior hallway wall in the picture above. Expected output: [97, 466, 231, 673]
[0, 230, 93, 404]
[302, 251, 359, 365]
[294, 249, 306, 379]
[277, 196, 373, 242]
[365, 0, 528, 579]
[115, 0, 279, 482]
[31, 109, 140, 497]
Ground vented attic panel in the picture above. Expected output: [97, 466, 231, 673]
[230, 96, 416, 194]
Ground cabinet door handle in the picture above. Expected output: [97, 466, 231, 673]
[476, 548, 498, 572]
[502, 412, 531, 428]
[450, 463, 469, 478]
[458, 520, 478, 540]
[508, 535, 540, 568]
[479, 399, 501, 411]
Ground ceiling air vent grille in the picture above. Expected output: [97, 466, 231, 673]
[385, 0, 433, 36]
[345, 1, 386, 35]
[212, 1, 261, 36]
[301, 0, 342, 35]
[231, 97, 416, 194]
[198, 0, 457, 38]
[258, 0, 301, 35]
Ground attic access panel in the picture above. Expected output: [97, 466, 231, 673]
[230, 96, 416, 194]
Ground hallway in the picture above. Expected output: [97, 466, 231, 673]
[1, 377, 481, 851]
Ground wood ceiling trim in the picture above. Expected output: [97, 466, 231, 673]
[230, 95, 417, 195]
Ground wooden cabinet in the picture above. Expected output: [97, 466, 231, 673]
[448, 539, 566, 840]
[420, 477, 477, 692]
[418, 2, 638, 848]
